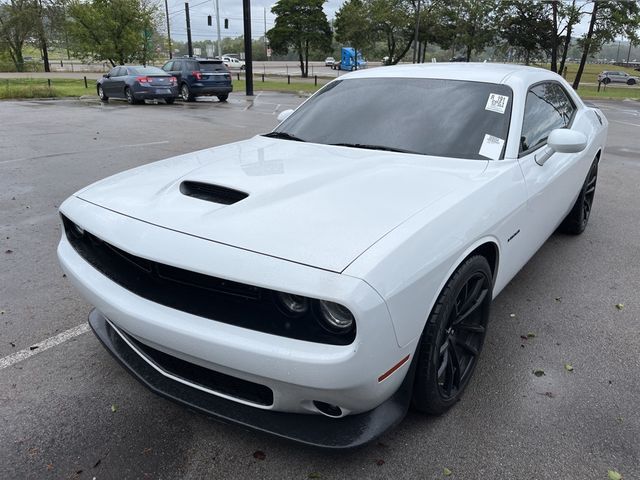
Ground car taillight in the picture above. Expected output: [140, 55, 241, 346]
[170, 76, 177, 85]
[136, 76, 151, 84]
[192, 71, 202, 80]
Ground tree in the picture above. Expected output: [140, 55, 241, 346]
[435, 0, 498, 62]
[267, 0, 332, 77]
[66, 0, 159, 67]
[333, 0, 375, 68]
[0, 0, 33, 71]
[573, 1, 640, 89]
[498, 0, 553, 65]
[368, 0, 414, 64]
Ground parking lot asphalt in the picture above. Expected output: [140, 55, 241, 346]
[0, 94, 639, 480]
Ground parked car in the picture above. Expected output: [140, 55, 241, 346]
[97, 65, 178, 104]
[325, 56, 335, 67]
[221, 56, 245, 70]
[597, 70, 638, 85]
[59, 64, 607, 448]
[161, 57, 232, 102]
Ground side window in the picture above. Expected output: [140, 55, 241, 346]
[520, 83, 576, 154]
[115, 67, 126, 77]
[107, 67, 118, 77]
[163, 61, 173, 71]
[173, 60, 182, 71]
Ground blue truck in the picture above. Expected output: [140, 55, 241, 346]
[334, 47, 367, 71]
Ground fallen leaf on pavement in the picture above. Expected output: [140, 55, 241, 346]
[375, 459, 385, 466]
[615, 304, 624, 310]
[444, 467, 452, 476]
[527, 332, 536, 338]
[564, 363, 574, 372]
[608, 470, 622, 480]
[253, 450, 266, 460]
[533, 369, 545, 377]
[308, 473, 321, 479]
[111, 404, 117, 413]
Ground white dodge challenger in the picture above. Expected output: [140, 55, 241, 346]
[58, 64, 608, 448]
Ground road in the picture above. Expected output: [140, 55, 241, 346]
[0, 94, 639, 479]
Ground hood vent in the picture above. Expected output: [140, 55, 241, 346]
[180, 181, 248, 205]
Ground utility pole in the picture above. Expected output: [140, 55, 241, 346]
[412, 0, 421, 63]
[164, 0, 172, 58]
[214, 0, 222, 58]
[626, 40, 633, 66]
[264, 7, 268, 59]
[185, 2, 193, 57]
[242, 0, 253, 95]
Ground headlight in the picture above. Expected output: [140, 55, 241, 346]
[318, 300, 354, 333]
[277, 292, 309, 315]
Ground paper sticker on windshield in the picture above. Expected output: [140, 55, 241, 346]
[479, 134, 505, 160]
[485, 93, 509, 114]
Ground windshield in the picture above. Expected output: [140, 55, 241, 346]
[272, 78, 513, 160]
[128, 66, 166, 75]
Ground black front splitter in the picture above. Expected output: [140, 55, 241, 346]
[88, 309, 413, 449]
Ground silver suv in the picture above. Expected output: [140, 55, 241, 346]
[597, 70, 638, 85]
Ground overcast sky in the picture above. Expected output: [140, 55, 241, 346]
[166, 0, 344, 42]
[165, 0, 594, 45]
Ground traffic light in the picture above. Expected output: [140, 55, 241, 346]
[207, 15, 212, 26]
[224, 18, 228, 29]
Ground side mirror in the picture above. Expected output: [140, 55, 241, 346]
[547, 128, 587, 153]
[103, 73, 109, 78]
[277, 109, 294, 123]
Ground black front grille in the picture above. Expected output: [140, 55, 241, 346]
[180, 181, 248, 205]
[121, 329, 273, 406]
[61, 214, 355, 345]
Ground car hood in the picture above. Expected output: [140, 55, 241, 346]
[76, 136, 488, 272]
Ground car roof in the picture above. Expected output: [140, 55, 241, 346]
[340, 62, 563, 86]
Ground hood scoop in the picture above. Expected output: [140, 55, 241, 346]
[179, 181, 248, 205]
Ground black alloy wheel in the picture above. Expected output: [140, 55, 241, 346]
[560, 158, 599, 235]
[97, 85, 108, 102]
[412, 255, 492, 415]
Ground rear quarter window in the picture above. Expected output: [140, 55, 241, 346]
[199, 62, 227, 72]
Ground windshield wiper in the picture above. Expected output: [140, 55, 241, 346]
[330, 143, 418, 154]
[262, 131, 306, 142]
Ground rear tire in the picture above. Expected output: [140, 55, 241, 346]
[412, 255, 492, 415]
[125, 87, 138, 105]
[559, 158, 599, 235]
[97, 85, 108, 102]
[165, 97, 175, 104]
[217, 94, 229, 102]
[181, 83, 194, 102]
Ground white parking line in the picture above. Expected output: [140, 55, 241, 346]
[0, 323, 90, 370]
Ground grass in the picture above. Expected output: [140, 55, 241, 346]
[0, 78, 91, 99]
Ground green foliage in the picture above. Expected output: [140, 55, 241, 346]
[0, 0, 34, 71]
[498, 1, 554, 65]
[267, 0, 332, 77]
[66, 0, 159, 67]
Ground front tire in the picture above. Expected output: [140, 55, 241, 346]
[559, 158, 599, 235]
[627, 79, 636, 85]
[97, 85, 108, 102]
[602, 77, 611, 85]
[412, 255, 492, 415]
[165, 97, 175, 104]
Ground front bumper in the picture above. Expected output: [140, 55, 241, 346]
[89, 308, 413, 449]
